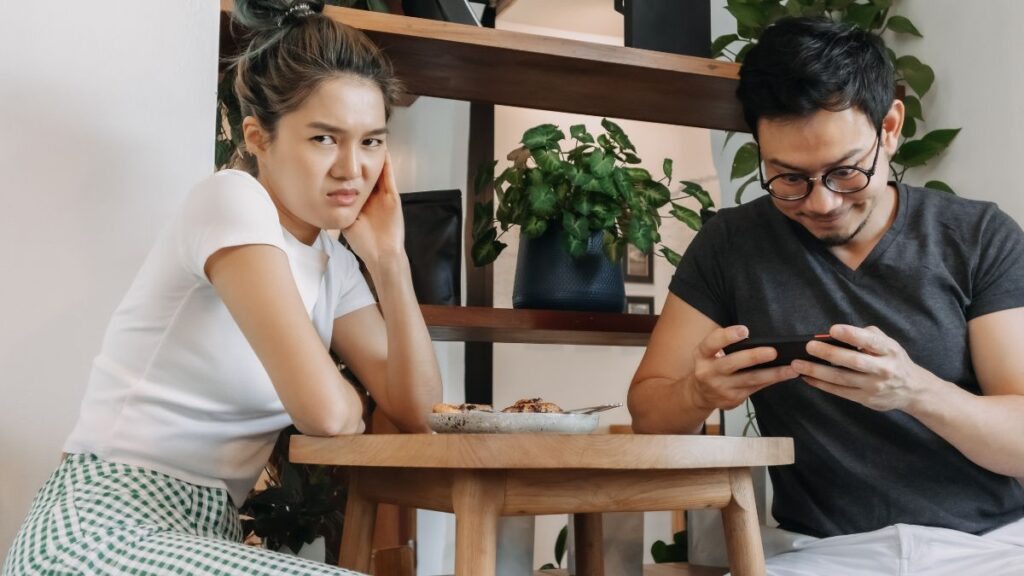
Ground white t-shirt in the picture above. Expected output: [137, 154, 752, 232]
[65, 169, 376, 505]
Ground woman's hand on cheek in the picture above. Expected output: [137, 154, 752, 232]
[341, 152, 406, 269]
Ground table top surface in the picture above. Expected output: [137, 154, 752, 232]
[289, 433, 794, 470]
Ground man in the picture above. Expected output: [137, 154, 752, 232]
[628, 17, 1024, 575]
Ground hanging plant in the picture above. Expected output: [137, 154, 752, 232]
[713, 0, 959, 203]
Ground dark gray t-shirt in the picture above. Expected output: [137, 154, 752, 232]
[670, 183, 1024, 538]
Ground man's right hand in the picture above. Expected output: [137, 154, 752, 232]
[688, 325, 799, 410]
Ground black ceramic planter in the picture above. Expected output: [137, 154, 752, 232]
[512, 224, 626, 312]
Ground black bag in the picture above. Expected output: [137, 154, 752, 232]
[400, 189, 462, 306]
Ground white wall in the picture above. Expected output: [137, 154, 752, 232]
[0, 0, 220, 558]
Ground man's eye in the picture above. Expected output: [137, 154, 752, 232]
[780, 174, 805, 184]
[312, 135, 336, 145]
[830, 168, 858, 180]
[363, 138, 384, 147]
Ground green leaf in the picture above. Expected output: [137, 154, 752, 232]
[903, 94, 923, 121]
[472, 201, 493, 238]
[659, 246, 682, 267]
[895, 55, 935, 97]
[679, 181, 714, 210]
[726, 3, 767, 30]
[554, 525, 568, 566]
[670, 203, 703, 231]
[528, 183, 558, 217]
[603, 232, 625, 262]
[663, 158, 673, 181]
[886, 15, 922, 37]
[522, 124, 564, 149]
[366, 0, 390, 11]
[921, 127, 961, 148]
[471, 228, 506, 266]
[641, 181, 672, 208]
[589, 149, 615, 178]
[540, 564, 556, 571]
[601, 118, 636, 152]
[734, 174, 760, 204]
[735, 42, 755, 63]
[710, 33, 739, 58]
[474, 160, 497, 196]
[624, 167, 653, 182]
[562, 214, 590, 257]
[569, 124, 595, 144]
[731, 141, 759, 180]
[522, 216, 548, 238]
[925, 180, 955, 194]
[901, 116, 917, 139]
[871, 0, 893, 8]
[623, 152, 642, 164]
[844, 2, 882, 30]
[531, 148, 562, 173]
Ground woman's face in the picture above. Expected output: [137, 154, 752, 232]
[246, 74, 388, 244]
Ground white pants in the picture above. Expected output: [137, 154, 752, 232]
[738, 516, 1024, 576]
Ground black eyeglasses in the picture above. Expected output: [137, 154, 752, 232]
[757, 130, 883, 201]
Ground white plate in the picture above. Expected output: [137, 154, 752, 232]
[428, 411, 599, 434]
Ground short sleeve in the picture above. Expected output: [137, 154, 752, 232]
[328, 244, 377, 319]
[668, 212, 733, 327]
[177, 170, 286, 282]
[967, 205, 1024, 320]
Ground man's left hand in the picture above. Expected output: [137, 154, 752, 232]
[792, 324, 935, 412]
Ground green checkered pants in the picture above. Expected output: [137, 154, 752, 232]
[2, 454, 365, 575]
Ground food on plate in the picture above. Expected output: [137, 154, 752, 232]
[431, 403, 494, 414]
[501, 398, 563, 413]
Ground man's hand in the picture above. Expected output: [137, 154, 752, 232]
[793, 324, 934, 412]
[689, 325, 799, 410]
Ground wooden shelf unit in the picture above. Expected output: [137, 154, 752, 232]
[421, 305, 657, 346]
[218, 1, 746, 131]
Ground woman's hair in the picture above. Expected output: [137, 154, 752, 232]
[736, 17, 894, 139]
[228, 0, 403, 174]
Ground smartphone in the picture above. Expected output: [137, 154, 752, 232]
[722, 334, 857, 369]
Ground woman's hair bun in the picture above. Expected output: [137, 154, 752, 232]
[232, 0, 326, 32]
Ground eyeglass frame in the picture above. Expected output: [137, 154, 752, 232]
[757, 128, 884, 201]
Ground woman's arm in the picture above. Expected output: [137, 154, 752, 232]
[332, 154, 442, 432]
[207, 244, 365, 437]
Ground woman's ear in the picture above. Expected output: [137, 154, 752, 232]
[242, 116, 269, 157]
[881, 99, 905, 156]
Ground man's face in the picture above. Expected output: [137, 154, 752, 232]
[757, 107, 900, 247]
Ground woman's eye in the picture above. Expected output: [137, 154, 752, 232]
[830, 168, 857, 179]
[312, 135, 336, 145]
[781, 174, 805, 184]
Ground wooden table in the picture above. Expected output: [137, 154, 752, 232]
[290, 434, 793, 576]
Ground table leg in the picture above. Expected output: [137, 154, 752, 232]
[573, 513, 605, 576]
[451, 470, 505, 576]
[721, 467, 766, 576]
[340, 471, 376, 573]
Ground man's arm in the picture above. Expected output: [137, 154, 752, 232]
[628, 294, 798, 434]
[795, 308, 1024, 478]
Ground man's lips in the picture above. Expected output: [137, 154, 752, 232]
[327, 188, 359, 207]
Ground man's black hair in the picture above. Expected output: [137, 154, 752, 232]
[737, 17, 895, 138]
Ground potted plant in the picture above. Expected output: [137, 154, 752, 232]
[470, 119, 715, 311]
[239, 427, 348, 564]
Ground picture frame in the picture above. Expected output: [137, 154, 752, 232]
[625, 295, 655, 315]
[622, 244, 654, 284]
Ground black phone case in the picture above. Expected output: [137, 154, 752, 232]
[723, 335, 856, 368]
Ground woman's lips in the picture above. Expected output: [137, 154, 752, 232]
[327, 189, 359, 207]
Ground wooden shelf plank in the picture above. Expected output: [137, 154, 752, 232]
[219, 1, 747, 132]
[421, 305, 656, 346]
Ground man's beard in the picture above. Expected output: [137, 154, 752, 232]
[816, 206, 872, 246]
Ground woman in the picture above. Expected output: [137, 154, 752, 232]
[2, 1, 440, 574]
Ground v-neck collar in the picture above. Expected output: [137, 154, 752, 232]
[786, 182, 908, 281]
